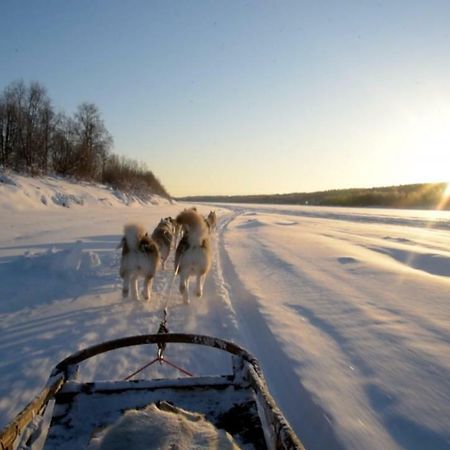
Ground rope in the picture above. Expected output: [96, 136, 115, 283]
[123, 254, 191, 381]
[123, 355, 194, 380]
[160, 262, 180, 319]
[155, 264, 178, 361]
[156, 311, 168, 359]
[161, 358, 194, 377]
[123, 357, 159, 381]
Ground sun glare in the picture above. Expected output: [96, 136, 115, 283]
[444, 183, 450, 199]
[435, 182, 450, 211]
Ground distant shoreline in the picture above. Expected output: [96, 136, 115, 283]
[177, 182, 450, 211]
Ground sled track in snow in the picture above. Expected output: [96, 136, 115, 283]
[216, 211, 345, 450]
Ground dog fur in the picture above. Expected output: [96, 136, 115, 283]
[173, 219, 183, 248]
[90, 401, 240, 450]
[206, 210, 217, 233]
[173, 208, 196, 247]
[175, 209, 212, 304]
[151, 218, 173, 269]
[119, 224, 160, 301]
[165, 216, 177, 240]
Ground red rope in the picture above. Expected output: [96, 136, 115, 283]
[124, 357, 159, 380]
[124, 357, 194, 380]
[162, 358, 194, 377]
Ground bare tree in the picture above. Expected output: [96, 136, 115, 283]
[0, 80, 26, 169]
[50, 113, 79, 176]
[72, 102, 112, 179]
[103, 154, 170, 198]
[0, 80, 54, 173]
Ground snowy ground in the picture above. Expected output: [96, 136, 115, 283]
[0, 174, 449, 450]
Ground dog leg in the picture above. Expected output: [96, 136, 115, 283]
[185, 277, 191, 304]
[179, 273, 190, 304]
[122, 274, 129, 298]
[130, 274, 139, 300]
[143, 275, 153, 301]
[196, 274, 205, 298]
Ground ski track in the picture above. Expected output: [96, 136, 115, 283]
[217, 212, 346, 450]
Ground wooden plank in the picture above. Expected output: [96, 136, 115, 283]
[246, 365, 305, 450]
[0, 375, 64, 450]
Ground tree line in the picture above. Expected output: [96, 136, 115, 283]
[0, 80, 170, 198]
[180, 183, 450, 210]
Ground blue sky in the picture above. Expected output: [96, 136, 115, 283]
[1, 1, 450, 196]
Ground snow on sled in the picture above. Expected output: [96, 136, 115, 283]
[0, 333, 304, 450]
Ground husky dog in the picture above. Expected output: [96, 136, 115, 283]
[206, 210, 217, 233]
[173, 208, 195, 247]
[165, 217, 179, 247]
[175, 209, 212, 304]
[119, 224, 160, 301]
[165, 217, 177, 235]
[151, 218, 173, 269]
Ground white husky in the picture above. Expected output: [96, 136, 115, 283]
[175, 209, 212, 304]
[119, 224, 160, 301]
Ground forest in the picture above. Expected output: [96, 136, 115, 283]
[180, 183, 450, 210]
[0, 80, 169, 198]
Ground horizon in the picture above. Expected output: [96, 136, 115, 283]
[1, 1, 450, 196]
[176, 181, 449, 198]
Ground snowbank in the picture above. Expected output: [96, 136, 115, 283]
[0, 171, 171, 211]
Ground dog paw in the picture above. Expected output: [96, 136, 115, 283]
[196, 290, 202, 298]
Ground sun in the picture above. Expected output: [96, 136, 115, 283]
[436, 182, 450, 210]
[444, 183, 450, 199]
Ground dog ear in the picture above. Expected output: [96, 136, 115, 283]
[121, 239, 129, 255]
[116, 236, 125, 250]
[140, 236, 158, 254]
[140, 241, 154, 253]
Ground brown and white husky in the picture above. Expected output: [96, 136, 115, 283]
[151, 218, 173, 269]
[175, 209, 212, 304]
[119, 224, 160, 301]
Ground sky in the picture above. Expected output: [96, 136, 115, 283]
[1, 0, 450, 197]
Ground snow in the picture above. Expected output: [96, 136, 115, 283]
[1, 172, 449, 450]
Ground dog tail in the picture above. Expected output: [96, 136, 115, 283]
[176, 209, 206, 234]
[123, 223, 147, 251]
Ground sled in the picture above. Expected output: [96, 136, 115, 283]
[0, 333, 304, 449]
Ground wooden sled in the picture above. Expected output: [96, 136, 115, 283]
[0, 333, 304, 449]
